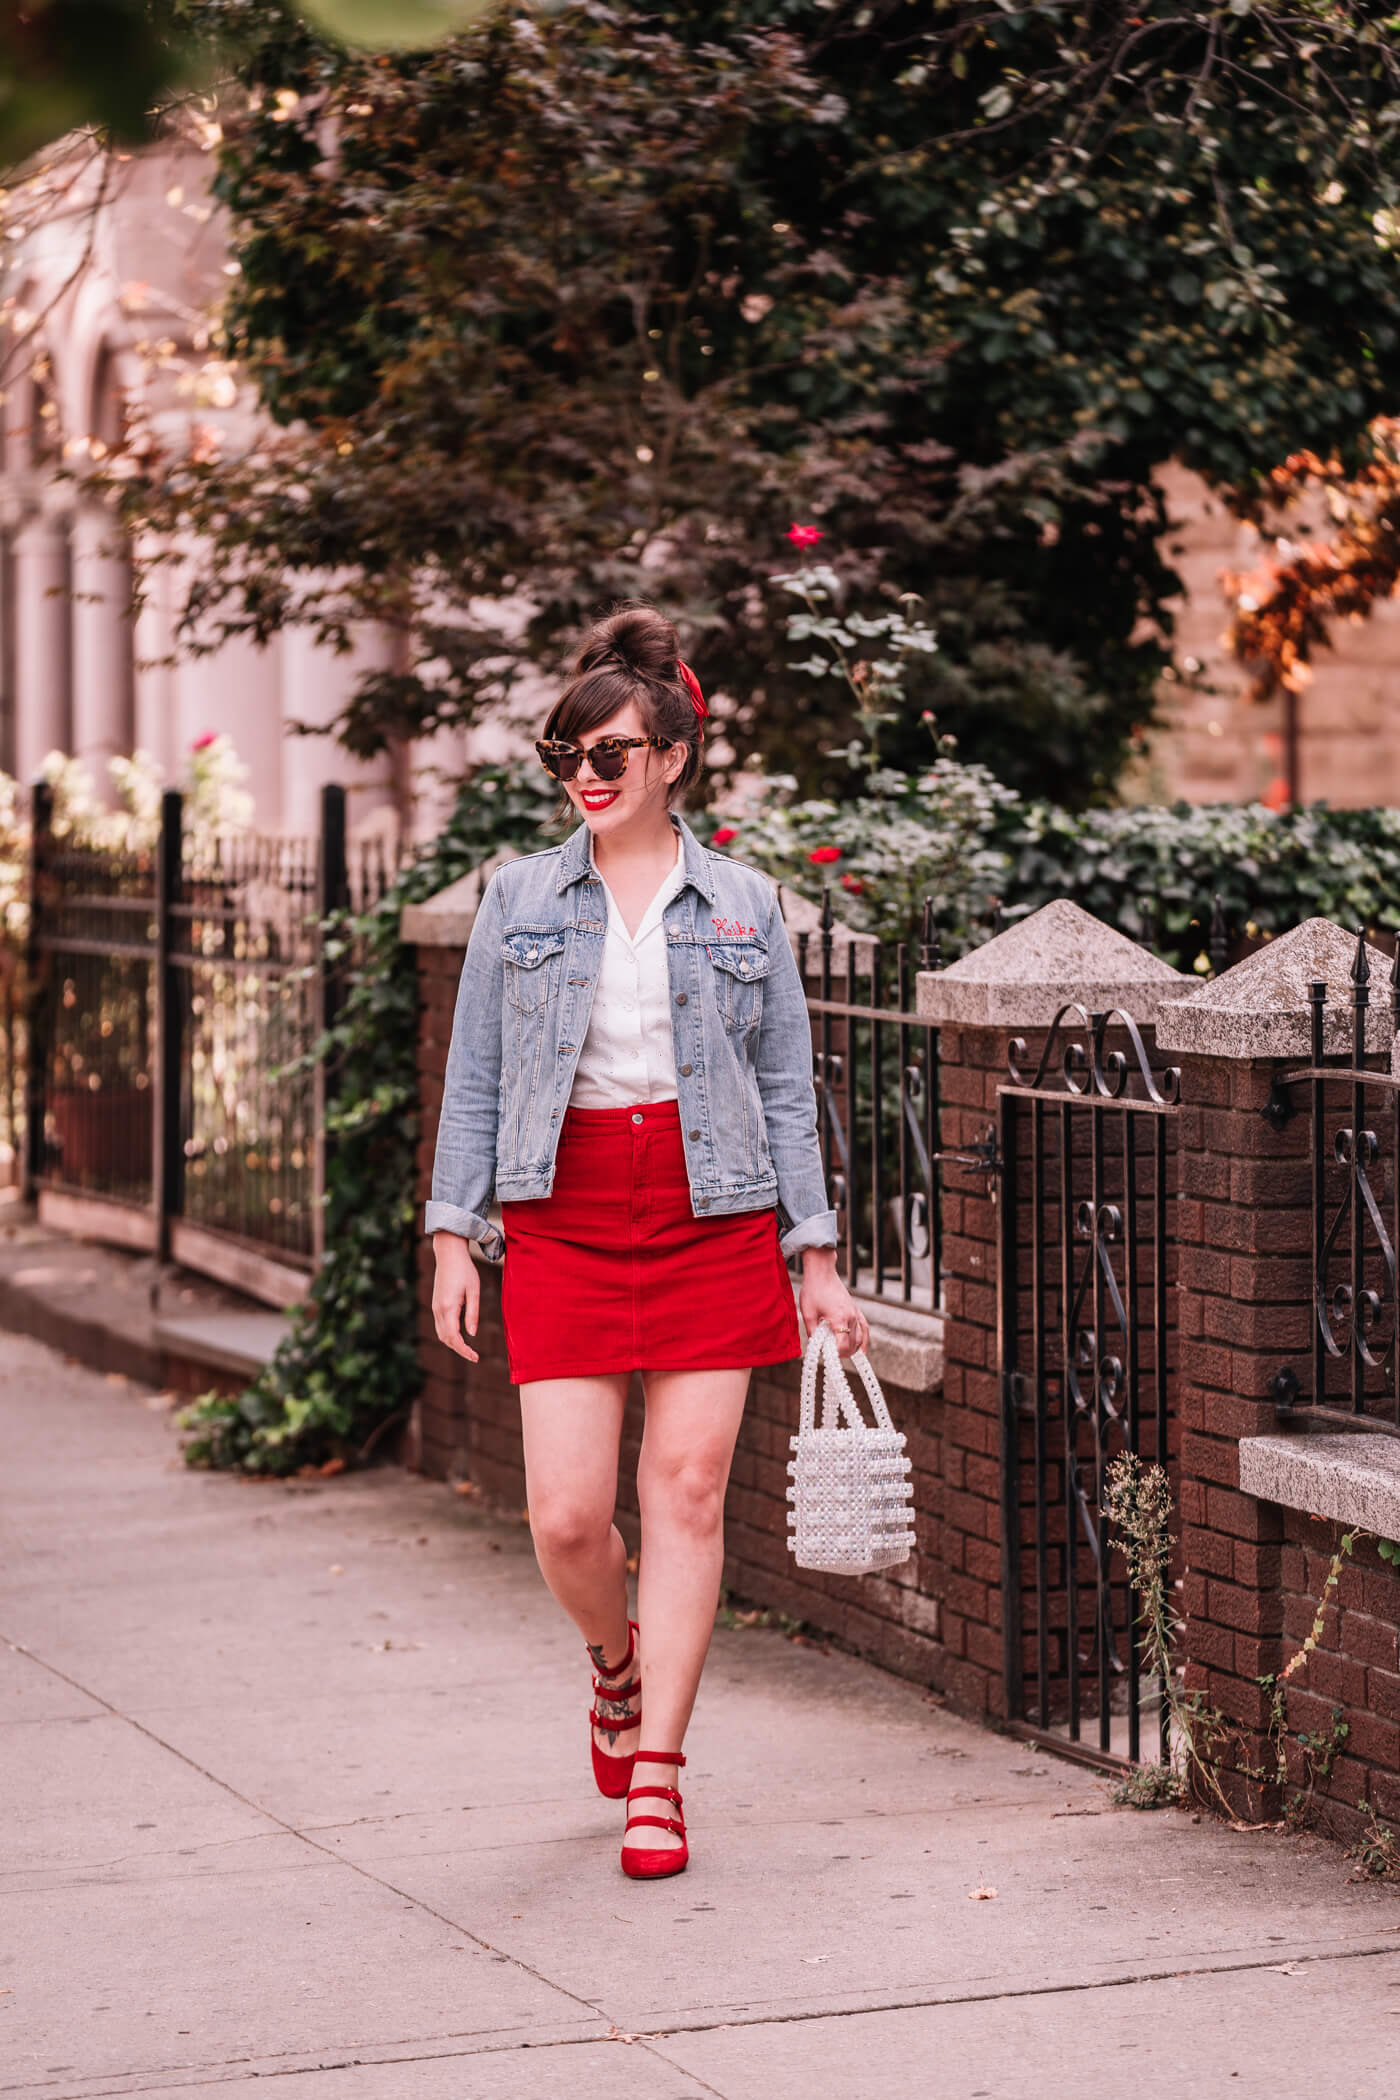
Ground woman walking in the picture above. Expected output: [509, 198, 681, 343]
[428, 606, 869, 1879]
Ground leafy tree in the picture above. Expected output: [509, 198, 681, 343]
[107, 2, 1400, 808]
[0, 1, 489, 165]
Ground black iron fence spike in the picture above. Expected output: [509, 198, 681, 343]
[820, 884, 833, 934]
[1352, 925, 1371, 986]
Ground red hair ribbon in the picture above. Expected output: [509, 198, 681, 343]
[677, 658, 708, 720]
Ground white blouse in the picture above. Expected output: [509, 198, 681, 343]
[570, 833, 687, 1109]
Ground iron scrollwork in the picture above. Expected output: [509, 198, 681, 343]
[1267, 930, 1400, 1426]
[1008, 1001, 1180, 1106]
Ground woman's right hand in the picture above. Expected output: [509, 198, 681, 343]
[432, 1231, 481, 1363]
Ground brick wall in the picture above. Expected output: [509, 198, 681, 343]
[1273, 1517, 1400, 1840]
[1174, 1048, 1400, 1834]
[933, 1021, 1017, 1717]
[411, 943, 951, 1694]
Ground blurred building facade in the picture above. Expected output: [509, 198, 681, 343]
[0, 141, 481, 841]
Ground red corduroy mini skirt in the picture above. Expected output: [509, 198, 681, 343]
[499, 1098, 801, 1384]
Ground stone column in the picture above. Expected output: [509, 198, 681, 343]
[12, 509, 71, 779]
[70, 503, 134, 798]
[280, 618, 397, 838]
[1156, 918, 1400, 1824]
[919, 900, 1189, 1722]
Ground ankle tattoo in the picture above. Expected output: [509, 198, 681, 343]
[589, 1635, 630, 1679]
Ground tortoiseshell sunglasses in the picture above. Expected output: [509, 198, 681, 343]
[535, 734, 675, 783]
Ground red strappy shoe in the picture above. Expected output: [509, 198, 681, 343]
[621, 1751, 688, 1880]
[589, 1620, 642, 1798]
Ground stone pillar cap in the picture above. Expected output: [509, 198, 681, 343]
[399, 848, 520, 947]
[1155, 918, 1394, 1059]
[915, 898, 1189, 1029]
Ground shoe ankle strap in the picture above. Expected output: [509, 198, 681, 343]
[588, 1619, 638, 1679]
[632, 1749, 685, 1767]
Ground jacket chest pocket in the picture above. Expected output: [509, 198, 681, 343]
[501, 929, 567, 1015]
[706, 941, 770, 1036]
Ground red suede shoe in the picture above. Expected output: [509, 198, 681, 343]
[621, 1751, 688, 1880]
[589, 1620, 642, 1798]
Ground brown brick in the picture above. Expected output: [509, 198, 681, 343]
[1207, 1579, 1282, 1637]
[1182, 1431, 1239, 1490]
[1188, 1527, 1234, 1580]
[1186, 1617, 1235, 1673]
[1346, 1708, 1400, 1770]
[1182, 1151, 1232, 1200]
[1228, 1157, 1311, 1207]
[1341, 1612, 1400, 1674]
[1300, 1648, 1368, 1712]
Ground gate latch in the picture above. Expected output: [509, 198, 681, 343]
[931, 1125, 1002, 1187]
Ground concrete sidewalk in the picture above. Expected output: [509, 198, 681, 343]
[5, 1332, 1400, 2099]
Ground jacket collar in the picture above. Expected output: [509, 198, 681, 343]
[555, 813, 717, 905]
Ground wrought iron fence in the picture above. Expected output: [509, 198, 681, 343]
[1266, 934, 1400, 1435]
[26, 783, 403, 1301]
[998, 1006, 1179, 1767]
[797, 891, 941, 1314]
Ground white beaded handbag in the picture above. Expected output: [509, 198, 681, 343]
[786, 1320, 916, 1576]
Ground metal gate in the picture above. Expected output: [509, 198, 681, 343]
[996, 1005, 1179, 1768]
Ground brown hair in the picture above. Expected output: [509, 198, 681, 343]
[542, 603, 704, 817]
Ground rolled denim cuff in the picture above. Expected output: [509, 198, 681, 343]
[779, 1207, 839, 1261]
[424, 1201, 505, 1265]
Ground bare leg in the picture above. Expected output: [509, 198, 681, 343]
[519, 1374, 635, 1750]
[631, 1366, 752, 1853]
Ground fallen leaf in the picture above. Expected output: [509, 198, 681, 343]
[319, 1457, 347, 1477]
[604, 2025, 638, 2045]
[968, 1885, 998, 1901]
[453, 1480, 479, 1497]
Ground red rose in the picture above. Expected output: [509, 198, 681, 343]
[192, 731, 217, 750]
[786, 523, 825, 550]
[808, 845, 841, 864]
[840, 873, 864, 894]
[711, 826, 738, 846]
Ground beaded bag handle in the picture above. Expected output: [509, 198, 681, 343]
[798, 1320, 900, 1440]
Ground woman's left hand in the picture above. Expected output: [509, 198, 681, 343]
[798, 1249, 870, 1359]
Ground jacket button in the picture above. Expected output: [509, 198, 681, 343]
[688, 1128, 701, 1141]
[696, 1196, 708, 1209]
[675, 992, 688, 1006]
[680, 1062, 693, 1077]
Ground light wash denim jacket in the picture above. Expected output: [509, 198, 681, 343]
[425, 814, 838, 1265]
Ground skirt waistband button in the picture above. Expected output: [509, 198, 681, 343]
[631, 1111, 644, 1125]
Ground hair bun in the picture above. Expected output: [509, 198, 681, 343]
[575, 603, 678, 684]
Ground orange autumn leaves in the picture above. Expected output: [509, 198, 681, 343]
[1225, 419, 1400, 709]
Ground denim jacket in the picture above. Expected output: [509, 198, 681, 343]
[425, 814, 838, 1265]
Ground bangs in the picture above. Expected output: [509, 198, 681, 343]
[544, 668, 658, 745]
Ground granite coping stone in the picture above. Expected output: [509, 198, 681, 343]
[1239, 1431, 1400, 1539]
[916, 897, 1188, 1029]
[1156, 918, 1395, 1060]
